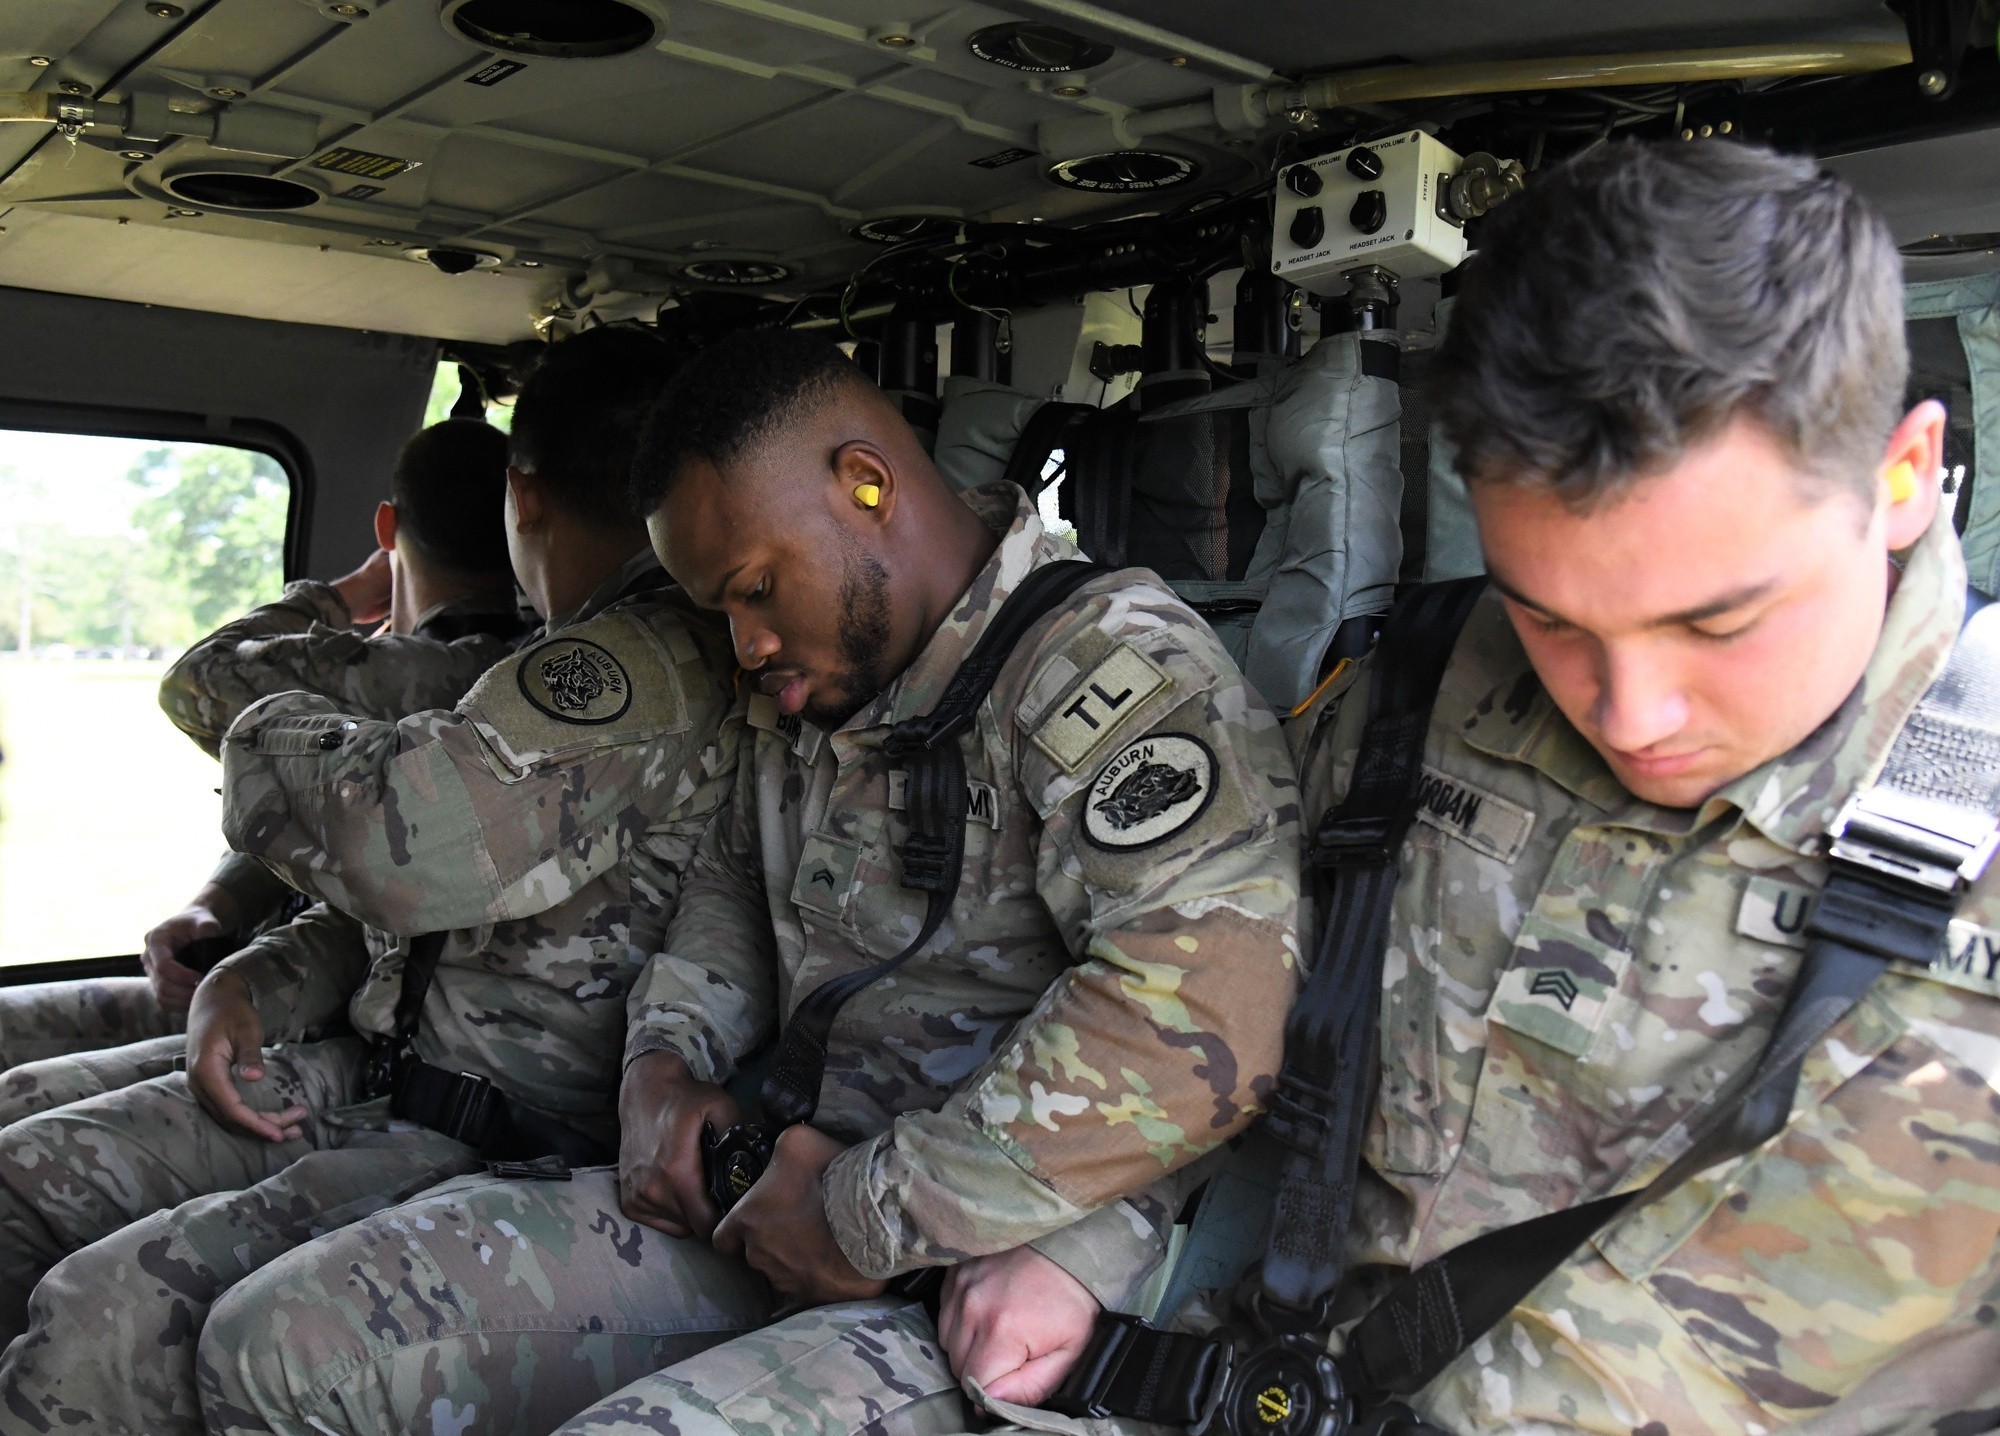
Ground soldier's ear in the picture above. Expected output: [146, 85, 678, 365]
[507, 466, 546, 530]
[374, 501, 398, 552]
[829, 441, 894, 525]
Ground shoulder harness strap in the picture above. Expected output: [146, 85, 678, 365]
[758, 559, 1114, 1128]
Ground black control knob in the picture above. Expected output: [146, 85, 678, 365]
[1283, 164, 1321, 198]
[1345, 145, 1383, 180]
[1288, 204, 1325, 249]
[1349, 189, 1387, 234]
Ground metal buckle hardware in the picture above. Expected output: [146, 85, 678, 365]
[1828, 785, 2000, 894]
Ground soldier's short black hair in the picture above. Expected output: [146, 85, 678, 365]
[510, 325, 690, 531]
[1435, 140, 1905, 508]
[631, 329, 869, 516]
[390, 418, 511, 577]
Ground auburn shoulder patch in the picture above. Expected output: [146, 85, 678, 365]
[1083, 733, 1216, 849]
[518, 638, 633, 725]
[462, 608, 690, 774]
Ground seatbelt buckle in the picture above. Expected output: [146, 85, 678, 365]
[438, 1069, 504, 1147]
[1827, 785, 2000, 894]
[1310, 812, 1397, 869]
[1046, 1312, 1234, 1432]
[363, 1039, 404, 1100]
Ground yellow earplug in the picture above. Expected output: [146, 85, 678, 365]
[854, 483, 881, 509]
[1886, 461, 1918, 504]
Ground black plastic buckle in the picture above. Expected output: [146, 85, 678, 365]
[1217, 1333, 1350, 1436]
[364, 1040, 404, 1100]
[1309, 813, 1396, 870]
[439, 1070, 503, 1146]
[1047, 1313, 1235, 1431]
[701, 1120, 775, 1213]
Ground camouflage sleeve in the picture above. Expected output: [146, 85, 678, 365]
[205, 849, 295, 933]
[825, 595, 1303, 1279]
[622, 734, 779, 1079]
[220, 599, 737, 937]
[1027, 1160, 1216, 1311]
[159, 581, 507, 759]
[212, 901, 372, 1039]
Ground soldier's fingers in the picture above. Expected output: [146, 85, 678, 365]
[710, 1204, 747, 1260]
[982, 1348, 1079, 1407]
[619, 1174, 694, 1238]
[190, 1060, 287, 1142]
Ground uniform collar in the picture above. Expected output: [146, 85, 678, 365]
[1453, 505, 1968, 853]
[410, 592, 521, 632]
[547, 549, 669, 634]
[840, 483, 1077, 735]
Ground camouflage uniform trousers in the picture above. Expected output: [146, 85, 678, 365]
[0, 1033, 189, 1127]
[0, 977, 185, 1117]
[0, 1035, 481, 1436]
[542, 1298, 1162, 1436]
[197, 1168, 776, 1436]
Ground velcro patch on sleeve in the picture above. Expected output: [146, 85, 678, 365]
[1030, 643, 1172, 775]
[463, 610, 690, 772]
[1083, 733, 1216, 850]
[1488, 912, 1632, 1058]
[1412, 766, 1534, 864]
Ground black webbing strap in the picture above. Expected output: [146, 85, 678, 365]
[1000, 403, 1094, 495]
[370, 931, 614, 1165]
[1074, 409, 1139, 570]
[1256, 577, 1488, 1331]
[757, 559, 1114, 1129]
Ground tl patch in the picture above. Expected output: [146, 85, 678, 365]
[1412, 765, 1534, 863]
[1083, 733, 1216, 850]
[1032, 643, 1171, 774]
[517, 639, 631, 725]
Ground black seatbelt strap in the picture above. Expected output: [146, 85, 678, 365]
[754, 559, 1114, 1131]
[367, 931, 615, 1168]
[1052, 589, 2000, 1436]
[1000, 403, 1093, 495]
[1257, 577, 1487, 1330]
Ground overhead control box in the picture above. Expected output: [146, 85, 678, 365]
[1271, 130, 1467, 293]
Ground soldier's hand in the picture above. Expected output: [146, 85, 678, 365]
[142, 881, 241, 1014]
[618, 1049, 740, 1240]
[937, 1245, 1100, 1406]
[186, 969, 307, 1143]
[712, 1122, 885, 1305]
[331, 548, 394, 627]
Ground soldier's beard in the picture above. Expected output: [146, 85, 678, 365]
[803, 542, 892, 730]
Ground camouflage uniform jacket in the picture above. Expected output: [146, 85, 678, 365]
[625, 483, 1303, 1306]
[1288, 509, 2000, 1435]
[215, 556, 738, 1135]
[159, 578, 523, 757]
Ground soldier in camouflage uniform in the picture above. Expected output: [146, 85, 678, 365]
[194, 330, 1303, 1436]
[0, 419, 522, 1128]
[0, 328, 735, 1436]
[1235, 143, 1997, 1436]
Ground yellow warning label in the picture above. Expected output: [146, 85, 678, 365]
[1255, 1386, 1291, 1425]
[311, 146, 420, 181]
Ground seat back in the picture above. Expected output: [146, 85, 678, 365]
[933, 331, 1405, 712]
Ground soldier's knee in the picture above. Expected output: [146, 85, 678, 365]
[200, 1280, 312, 1436]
